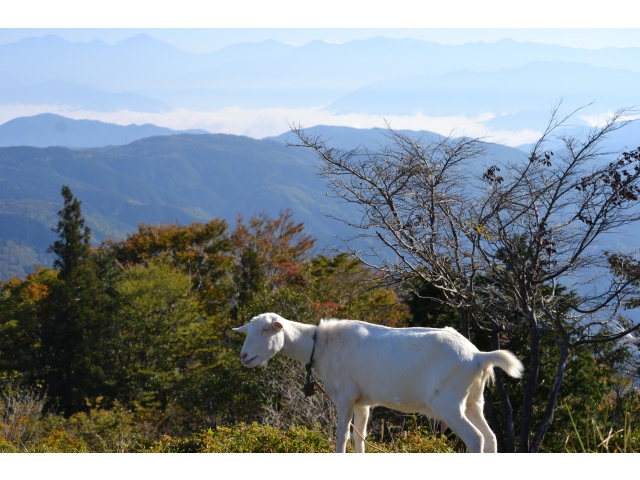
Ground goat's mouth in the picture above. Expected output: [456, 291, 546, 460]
[242, 355, 259, 367]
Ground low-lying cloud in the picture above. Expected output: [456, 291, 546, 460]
[580, 110, 640, 127]
[0, 103, 544, 147]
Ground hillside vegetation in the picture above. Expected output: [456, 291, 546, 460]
[2, 185, 639, 453]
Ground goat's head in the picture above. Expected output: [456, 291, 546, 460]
[232, 312, 286, 368]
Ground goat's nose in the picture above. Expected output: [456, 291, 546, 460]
[241, 353, 248, 360]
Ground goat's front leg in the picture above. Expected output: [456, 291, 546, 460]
[353, 405, 370, 453]
[335, 401, 355, 453]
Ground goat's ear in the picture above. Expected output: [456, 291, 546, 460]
[232, 324, 250, 334]
[273, 321, 284, 330]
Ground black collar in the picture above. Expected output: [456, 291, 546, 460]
[305, 329, 317, 386]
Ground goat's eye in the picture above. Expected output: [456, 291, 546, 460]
[262, 328, 271, 333]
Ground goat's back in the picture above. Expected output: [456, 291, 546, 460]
[315, 320, 483, 410]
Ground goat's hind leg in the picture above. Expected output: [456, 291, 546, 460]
[352, 405, 370, 453]
[431, 397, 484, 453]
[465, 385, 497, 453]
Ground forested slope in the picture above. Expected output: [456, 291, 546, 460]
[1, 127, 531, 279]
[0, 132, 353, 278]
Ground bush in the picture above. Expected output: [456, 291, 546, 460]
[0, 382, 46, 448]
[1, 388, 455, 453]
[145, 422, 454, 453]
[0, 388, 157, 452]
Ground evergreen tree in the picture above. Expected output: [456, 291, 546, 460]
[48, 186, 92, 280]
[42, 186, 113, 415]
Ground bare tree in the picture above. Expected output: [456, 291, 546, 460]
[289, 106, 640, 452]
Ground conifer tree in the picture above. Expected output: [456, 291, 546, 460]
[43, 186, 112, 415]
[49, 186, 92, 280]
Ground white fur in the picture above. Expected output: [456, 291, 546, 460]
[233, 312, 523, 453]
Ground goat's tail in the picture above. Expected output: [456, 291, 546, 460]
[478, 350, 524, 380]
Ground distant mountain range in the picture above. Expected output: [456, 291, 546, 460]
[326, 61, 640, 119]
[1, 34, 640, 124]
[0, 114, 209, 148]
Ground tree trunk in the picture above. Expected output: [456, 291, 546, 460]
[485, 401, 506, 452]
[459, 308, 470, 339]
[491, 330, 517, 452]
[529, 336, 569, 452]
[519, 319, 541, 452]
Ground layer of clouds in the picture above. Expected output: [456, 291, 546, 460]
[0, 103, 543, 146]
[580, 111, 640, 127]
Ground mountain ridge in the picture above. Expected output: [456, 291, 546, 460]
[0, 113, 208, 148]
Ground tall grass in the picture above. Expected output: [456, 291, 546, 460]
[564, 403, 639, 453]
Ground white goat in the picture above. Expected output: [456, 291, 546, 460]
[233, 312, 523, 453]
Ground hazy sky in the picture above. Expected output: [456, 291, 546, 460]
[2, 2, 639, 145]
[4, 0, 640, 51]
[2, 28, 640, 53]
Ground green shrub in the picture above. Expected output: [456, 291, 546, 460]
[145, 422, 454, 453]
[392, 428, 455, 453]
[149, 423, 333, 453]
